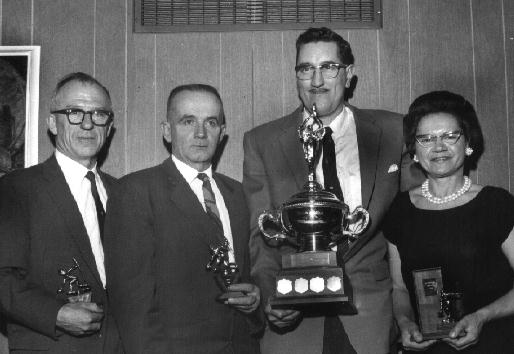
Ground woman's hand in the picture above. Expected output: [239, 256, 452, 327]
[398, 318, 437, 351]
[442, 311, 486, 350]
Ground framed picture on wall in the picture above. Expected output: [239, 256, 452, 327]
[0, 45, 40, 176]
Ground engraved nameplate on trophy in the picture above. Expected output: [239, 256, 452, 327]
[412, 267, 464, 339]
[258, 104, 370, 309]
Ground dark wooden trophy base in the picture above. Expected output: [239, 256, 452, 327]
[270, 251, 355, 313]
[216, 291, 246, 302]
[413, 267, 456, 339]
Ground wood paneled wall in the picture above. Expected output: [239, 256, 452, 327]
[1, 0, 513, 190]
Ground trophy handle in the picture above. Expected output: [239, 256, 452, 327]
[342, 206, 370, 242]
[258, 209, 288, 241]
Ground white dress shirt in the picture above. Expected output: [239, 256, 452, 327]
[55, 150, 107, 287]
[311, 105, 363, 211]
[172, 155, 235, 262]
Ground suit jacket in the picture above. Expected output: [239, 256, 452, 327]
[104, 157, 262, 354]
[0, 155, 121, 353]
[243, 106, 418, 353]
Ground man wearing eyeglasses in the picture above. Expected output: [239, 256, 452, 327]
[0, 72, 122, 353]
[243, 27, 419, 353]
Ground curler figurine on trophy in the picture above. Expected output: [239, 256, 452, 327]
[258, 104, 369, 308]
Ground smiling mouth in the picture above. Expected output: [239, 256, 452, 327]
[431, 156, 451, 162]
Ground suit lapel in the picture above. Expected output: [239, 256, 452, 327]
[162, 158, 224, 247]
[353, 107, 381, 209]
[278, 108, 309, 190]
[41, 156, 103, 287]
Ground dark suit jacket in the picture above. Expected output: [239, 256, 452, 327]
[0, 155, 121, 353]
[104, 158, 261, 354]
[243, 106, 418, 353]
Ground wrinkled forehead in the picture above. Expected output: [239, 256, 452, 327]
[54, 81, 112, 110]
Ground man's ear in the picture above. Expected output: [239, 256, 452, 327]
[106, 121, 114, 137]
[345, 64, 355, 88]
[47, 115, 58, 135]
[161, 121, 172, 143]
[218, 124, 226, 144]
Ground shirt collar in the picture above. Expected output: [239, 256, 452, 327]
[171, 155, 213, 184]
[55, 150, 98, 181]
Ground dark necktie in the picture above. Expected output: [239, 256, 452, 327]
[85, 171, 105, 240]
[320, 128, 356, 353]
[197, 173, 223, 232]
[322, 127, 344, 201]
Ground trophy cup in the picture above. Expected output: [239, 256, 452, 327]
[412, 267, 464, 339]
[258, 104, 369, 308]
[57, 258, 92, 303]
[206, 238, 245, 301]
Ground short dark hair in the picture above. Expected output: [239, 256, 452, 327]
[296, 27, 355, 65]
[404, 90, 484, 170]
[166, 84, 225, 125]
[51, 72, 111, 110]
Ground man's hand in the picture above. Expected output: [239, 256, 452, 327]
[442, 312, 485, 350]
[56, 302, 104, 336]
[398, 318, 436, 351]
[264, 300, 301, 329]
[224, 283, 260, 314]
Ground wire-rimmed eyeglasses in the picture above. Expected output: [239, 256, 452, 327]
[415, 130, 463, 148]
[295, 63, 347, 80]
[51, 108, 113, 127]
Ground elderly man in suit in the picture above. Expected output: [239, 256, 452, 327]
[0, 72, 121, 353]
[243, 27, 418, 353]
[105, 84, 262, 354]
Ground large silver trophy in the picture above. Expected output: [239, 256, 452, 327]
[258, 104, 369, 308]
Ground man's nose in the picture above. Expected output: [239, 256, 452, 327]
[80, 113, 95, 130]
[311, 68, 324, 88]
[194, 122, 206, 138]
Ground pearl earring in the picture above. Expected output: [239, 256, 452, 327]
[413, 155, 419, 163]
[465, 147, 473, 156]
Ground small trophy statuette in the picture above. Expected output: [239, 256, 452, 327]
[57, 258, 92, 303]
[206, 239, 244, 301]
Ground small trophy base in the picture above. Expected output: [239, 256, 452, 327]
[413, 267, 461, 339]
[216, 291, 246, 302]
[270, 251, 355, 312]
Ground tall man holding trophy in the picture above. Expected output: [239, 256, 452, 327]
[243, 27, 416, 353]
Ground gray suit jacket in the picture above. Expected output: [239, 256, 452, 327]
[243, 105, 418, 353]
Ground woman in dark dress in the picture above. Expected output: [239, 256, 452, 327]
[383, 91, 514, 353]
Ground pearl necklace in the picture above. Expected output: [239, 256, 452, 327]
[421, 176, 471, 204]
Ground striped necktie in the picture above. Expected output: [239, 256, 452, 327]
[197, 173, 223, 232]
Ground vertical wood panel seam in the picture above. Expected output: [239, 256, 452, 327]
[407, 0, 412, 104]
[124, 0, 129, 175]
[93, 0, 97, 77]
[250, 32, 255, 128]
[501, 0, 511, 191]
[218, 33, 222, 97]
[469, 0, 478, 183]
[281, 32, 285, 116]
[376, 29, 381, 106]
[154, 34, 157, 166]
[30, 0, 34, 44]
[469, 0, 477, 107]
